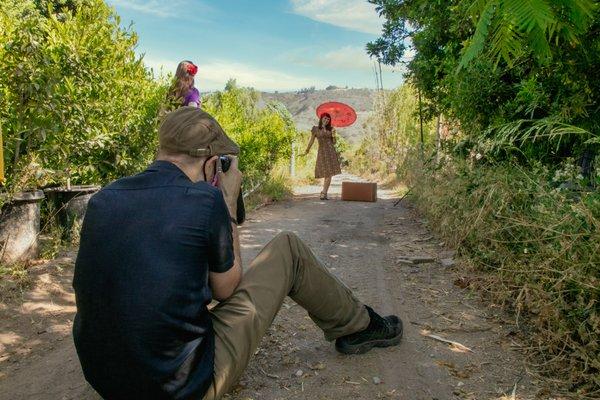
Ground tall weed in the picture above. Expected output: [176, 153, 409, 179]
[404, 154, 599, 395]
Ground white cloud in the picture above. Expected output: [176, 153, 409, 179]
[322, 46, 390, 71]
[143, 57, 324, 92]
[108, 0, 175, 17]
[198, 61, 324, 91]
[287, 46, 406, 74]
[143, 57, 179, 74]
[290, 0, 382, 35]
[107, 0, 211, 18]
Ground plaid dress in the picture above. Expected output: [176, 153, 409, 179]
[313, 126, 342, 179]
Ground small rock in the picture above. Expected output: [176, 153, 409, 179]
[372, 376, 382, 385]
[457, 381, 464, 387]
[309, 362, 325, 370]
[295, 369, 304, 377]
[440, 250, 456, 258]
[396, 258, 415, 265]
[440, 258, 456, 268]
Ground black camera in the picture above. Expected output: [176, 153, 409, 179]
[218, 156, 245, 225]
[219, 155, 232, 173]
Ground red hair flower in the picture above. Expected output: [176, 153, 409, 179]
[186, 63, 198, 76]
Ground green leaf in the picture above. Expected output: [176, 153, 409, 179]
[459, 0, 499, 70]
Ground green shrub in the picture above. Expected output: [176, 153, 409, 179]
[0, 0, 166, 194]
[202, 80, 295, 186]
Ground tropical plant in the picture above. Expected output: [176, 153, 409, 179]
[460, 0, 598, 69]
[367, 0, 600, 163]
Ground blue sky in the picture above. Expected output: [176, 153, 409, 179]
[106, 0, 408, 92]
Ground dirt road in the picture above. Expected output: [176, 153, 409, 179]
[0, 175, 546, 399]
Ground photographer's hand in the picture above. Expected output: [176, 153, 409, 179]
[206, 156, 243, 302]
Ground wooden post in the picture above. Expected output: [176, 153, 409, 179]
[418, 89, 424, 158]
[0, 125, 4, 185]
[290, 140, 296, 178]
[436, 114, 442, 165]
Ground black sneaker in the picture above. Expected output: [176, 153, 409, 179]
[335, 306, 403, 355]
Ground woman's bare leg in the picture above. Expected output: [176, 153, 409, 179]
[323, 177, 332, 196]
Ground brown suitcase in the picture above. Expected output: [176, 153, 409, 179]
[341, 181, 377, 202]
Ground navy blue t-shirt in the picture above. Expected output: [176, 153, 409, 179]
[73, 161, 234, 400]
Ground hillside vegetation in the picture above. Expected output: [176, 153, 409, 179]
[263, 88, 377, 145]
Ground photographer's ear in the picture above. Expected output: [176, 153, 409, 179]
[204, 156, 219, 183]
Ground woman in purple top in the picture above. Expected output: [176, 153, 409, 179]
[168, 60, 201, 108]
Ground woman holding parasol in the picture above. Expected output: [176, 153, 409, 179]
[302, 102, 356, 200]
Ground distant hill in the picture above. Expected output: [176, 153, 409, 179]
[262, 88, 378, 145]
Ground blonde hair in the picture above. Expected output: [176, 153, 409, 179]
[168, 60, 196, 103]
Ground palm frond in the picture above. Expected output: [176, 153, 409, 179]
[467, 0, 493, 19]
[459, 0, 499, 70]
[502, 0, 554, 33]
[526, 25, 552, 63]
[480, 118, 592, 155]
[489, 14, 523, 66]
[460, 0, 598, 69]
[559, 0, 598, 33]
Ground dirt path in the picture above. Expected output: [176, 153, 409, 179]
[0, 175, 548, 399]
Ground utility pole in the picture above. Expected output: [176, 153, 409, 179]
[372, 61, 380, 91]
[378, 60, 384, 91]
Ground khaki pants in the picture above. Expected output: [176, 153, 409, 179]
[203, 232, 370, 400]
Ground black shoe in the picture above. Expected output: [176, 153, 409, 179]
[335, 306, 403, 355]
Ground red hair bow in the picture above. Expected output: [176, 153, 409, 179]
[186, 63, 198, 76]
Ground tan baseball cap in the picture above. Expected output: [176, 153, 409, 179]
[159, 106, 240, 157]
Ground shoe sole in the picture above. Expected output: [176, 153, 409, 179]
[335, 321, 403, 355]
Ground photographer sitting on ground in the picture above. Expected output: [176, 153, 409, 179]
[72, 106, 403, 400]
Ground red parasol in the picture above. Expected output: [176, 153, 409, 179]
[316, 102, 357, 128]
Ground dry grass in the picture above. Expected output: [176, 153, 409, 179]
[244, 173, 293, 211]
[403, 155, 600, 398]
[0, 261, 34, 303]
